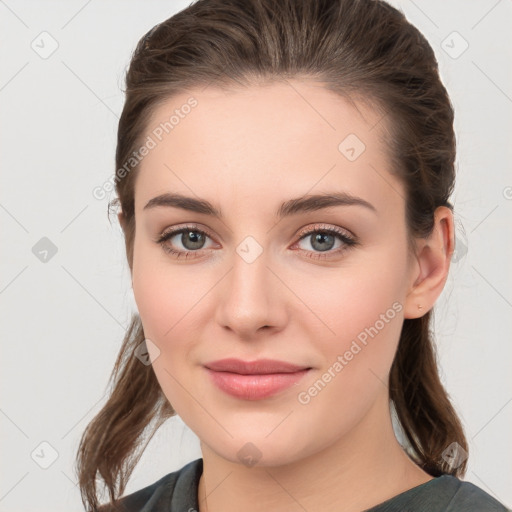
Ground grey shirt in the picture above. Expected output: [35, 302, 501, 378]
[102, 458, 509, 512]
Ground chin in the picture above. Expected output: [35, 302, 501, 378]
[200, 429, 319, 469]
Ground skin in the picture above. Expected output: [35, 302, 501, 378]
[121, 79, 454, 512]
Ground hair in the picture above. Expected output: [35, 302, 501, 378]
[76, 0, 468, 509]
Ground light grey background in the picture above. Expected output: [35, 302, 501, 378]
[1, 1, 511, 510]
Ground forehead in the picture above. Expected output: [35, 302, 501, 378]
[134, 80, 402, 215]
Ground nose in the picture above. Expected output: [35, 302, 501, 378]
[214, 247, 287, 340]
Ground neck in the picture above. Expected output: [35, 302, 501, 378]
[197, 392, 433, 512]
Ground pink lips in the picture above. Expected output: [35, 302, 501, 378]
[204, 358, 311, 400]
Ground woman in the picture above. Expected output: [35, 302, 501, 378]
[76, 0, 509, 510]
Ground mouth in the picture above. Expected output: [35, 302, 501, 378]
[204, 358, 312, 400]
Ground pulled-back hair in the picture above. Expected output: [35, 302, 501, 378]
[76, 0, 467, 509]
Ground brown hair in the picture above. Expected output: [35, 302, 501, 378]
[76, 0, 467, 509]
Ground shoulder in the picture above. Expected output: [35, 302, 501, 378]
[368, 474, 510, 512]
[98, 458, 203, 512]
[438, 475, 510, 512]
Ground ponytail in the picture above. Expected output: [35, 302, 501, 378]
[75, 315, 173, 511]
[390, 314, 468, 477]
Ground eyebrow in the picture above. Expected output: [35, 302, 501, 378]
[143, 191, 377, 218]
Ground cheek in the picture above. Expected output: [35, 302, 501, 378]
[290, 262, 406, 442]
[292, 247, 408, 389]
[131, 245, 207, 411]
[297, 252, 407, 341]
[131, 237, 207, 342]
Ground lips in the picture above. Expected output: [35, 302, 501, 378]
[204, 358, 312, 400]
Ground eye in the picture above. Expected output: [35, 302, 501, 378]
[156, 225, 216, 259]
[155, 223, 358, 261]
[292, 223, 358, 259]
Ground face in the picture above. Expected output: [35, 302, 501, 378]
[130, 80, 418, 467]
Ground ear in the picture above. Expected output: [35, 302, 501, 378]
[117, 210, 134, 283]
[403, 206, 455, 319]
[118, 211, 127, 233]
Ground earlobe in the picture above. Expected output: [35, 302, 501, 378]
[404, 206, 455, 319]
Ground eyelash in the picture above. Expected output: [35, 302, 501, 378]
[155, 223, 358, 260]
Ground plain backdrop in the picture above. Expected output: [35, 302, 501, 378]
[1, 1, 511, 510]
